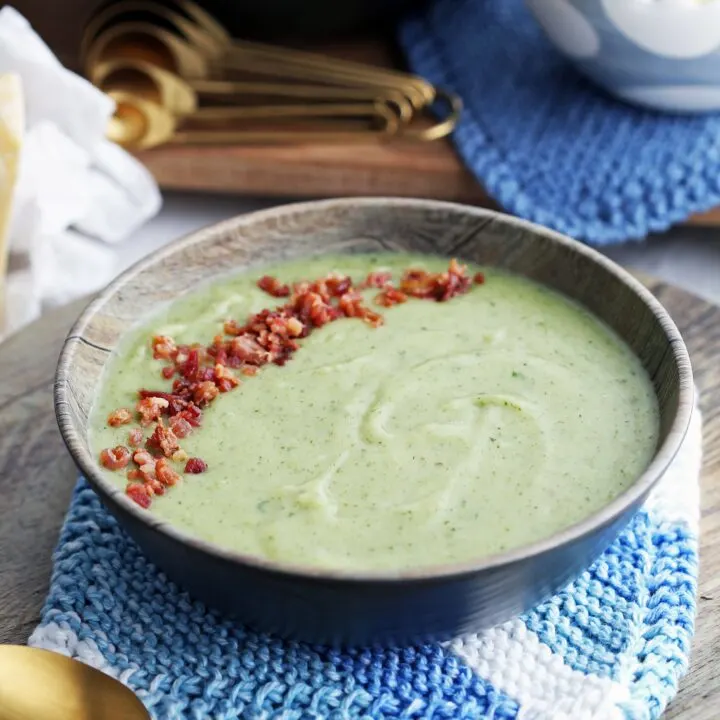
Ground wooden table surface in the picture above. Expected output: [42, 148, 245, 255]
[0, 282, 718, 718]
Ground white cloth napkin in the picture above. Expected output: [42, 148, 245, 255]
[0, 6, 161, 335]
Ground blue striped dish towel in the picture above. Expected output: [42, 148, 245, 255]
[400, 0, 720, 245]
[29, 407, 700, 719]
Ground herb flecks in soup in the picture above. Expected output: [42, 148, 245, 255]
[92, 254, 659, 571]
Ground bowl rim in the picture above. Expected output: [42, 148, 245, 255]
[55, 197, 695, 584]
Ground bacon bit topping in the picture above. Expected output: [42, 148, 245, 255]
[230, 335, 269, 365]
[156, 457, 181, 487]
[138, 462, 157, 484]
[338, 292, 384, 327]
[193, 380, 219, 406]
[309, 272, 352, 300]
[375, 287, 408, 308]
[107, 408, 133, 427]
[257, 275, 290, 298]
[324, 273, 352, 297]
[137, 396, 169, 425]
[100, 446, 131, 470]
[128, 428, 144, 447]
[152, 335, 177, 360]
[178, 404, 203, 427]
[133, 448, 155, 465]
[223, 319, 243, 336]
[399, 259, 472, 302]
[104, 259, 484, 508]
[145, 478, 165, 497]
[180, 348, 200, 381]
[126, 483, 151, 508]
[362, 271, 392, 289]
[146, 422, 180, 458]
[139, 389, 188, 415]
[214, 363, 239, 393]
[185, 458, 208, 474]
[168, 413, 193, 439]
[291, 291, 337, 328]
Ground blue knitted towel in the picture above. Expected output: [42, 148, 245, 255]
[29, 406, 701, 719]
[399, 0, 720, 244]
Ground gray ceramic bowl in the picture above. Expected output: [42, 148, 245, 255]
[55, 198, 693, 645]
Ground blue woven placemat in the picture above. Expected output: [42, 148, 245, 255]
[29, 407, 701, 719]
[399, 0, 720, 245]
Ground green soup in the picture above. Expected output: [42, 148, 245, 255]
[92, 253, 659, 571]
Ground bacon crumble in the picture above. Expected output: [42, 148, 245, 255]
[185, 458, 208, 474]
[100, 446, 131, 470]
[137, 396, 169, 426]
[362, 271, 392, 289]
[107, 408, 133, 427]
[375, 287, 408, 308]
[156, 458, 181, 487]
[101, 259, 483, 508]
[399, 259, 472, 302]
[146, 421, 180, 458]
[126, 484, 151, 508]
[257, 275, 290, 297]
[152, 335, 177, 360]
[128, 428, 144, 447]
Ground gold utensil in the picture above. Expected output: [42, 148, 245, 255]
[0, 645, 149, 720]
[83, 0, 462, 146]
[92, 58, 414, 122]
[84, 21, 210, 78]
[87, 32, 460, 142]
[107, 90, 399, 149]
[81, 1, 434, 109]
[84, 20, 425, 111]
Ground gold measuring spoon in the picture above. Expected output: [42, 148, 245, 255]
[86, 25, 460, 140]
[81, 0, 227, 63]
[92, 58, 414, 122]
[82, 3, 433, 109]
[106, 90, 399, 149]
[0, 645, 149, 720]
[84, 21, 210, 78]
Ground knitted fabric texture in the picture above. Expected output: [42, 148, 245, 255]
[399, 0, 720, 244]
[30, 408, 701, 720]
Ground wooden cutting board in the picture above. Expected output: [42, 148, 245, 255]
[135, 134, 720, 227]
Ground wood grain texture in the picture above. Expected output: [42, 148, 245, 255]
[0, 274, 716, 711]
[134, 139, 720, 227]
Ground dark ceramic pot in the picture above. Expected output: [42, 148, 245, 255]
[55, 199, 693, 646]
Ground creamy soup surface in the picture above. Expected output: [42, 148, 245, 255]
[92, 253, 659, 571]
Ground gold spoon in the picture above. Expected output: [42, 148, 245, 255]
[82, 6, 432, 109]
[92, 58, 414, 122]
[86, 26, 460, 141]
[0, 645, 149, 720]
[84, 21, 210, 78]
[106, 90, 400, 149]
